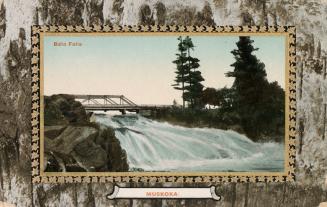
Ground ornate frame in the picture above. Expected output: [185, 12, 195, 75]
[31, 25, 296, 183]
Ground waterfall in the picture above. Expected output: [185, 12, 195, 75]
[95, 114, 284, 172]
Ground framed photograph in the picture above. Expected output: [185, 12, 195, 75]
[31, 25, 296, 183]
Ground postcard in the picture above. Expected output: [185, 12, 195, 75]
[31, 25, 296, 183]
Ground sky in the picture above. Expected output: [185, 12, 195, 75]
[43, 34, 285, 105]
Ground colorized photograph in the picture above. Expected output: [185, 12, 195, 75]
[42, 33, 286, 173]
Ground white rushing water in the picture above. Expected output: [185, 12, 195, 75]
[95, 114, 284, 172]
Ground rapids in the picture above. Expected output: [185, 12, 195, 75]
[95, 114, 284, 172]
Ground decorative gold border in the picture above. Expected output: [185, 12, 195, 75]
[31, 25, 296, 183]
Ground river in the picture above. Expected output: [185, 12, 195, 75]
[95, 114, 284, 172]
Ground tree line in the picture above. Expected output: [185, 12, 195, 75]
[172, 36, 285, 141]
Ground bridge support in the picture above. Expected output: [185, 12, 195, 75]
[119, 109, 126, 115]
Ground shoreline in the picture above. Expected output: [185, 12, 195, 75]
[146, 114, 284, 144]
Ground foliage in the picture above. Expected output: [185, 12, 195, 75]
[172, 36, 205, 109]
[172, 36, 188, 108]
[170, 36, 285, 142]
[201, 87, 235, 111]
[225, 36, 284, 141]
[201, 87, 218, 107]
[150, 107, 242, 134]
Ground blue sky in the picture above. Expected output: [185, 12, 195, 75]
[44, 34, 285, 105]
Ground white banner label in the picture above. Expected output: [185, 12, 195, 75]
[107, 185, 221, 200]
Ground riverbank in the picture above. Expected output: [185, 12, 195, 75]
[44, 94, 129, 172]
[147, 107, 284, 143]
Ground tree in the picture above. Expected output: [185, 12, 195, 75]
[172, 36, 188, 109]
[260, 81, 285, 138]
[216, 87, 235, 111]
[201, 87, 218, 108]
[183, 36, 204, 108]
[173, 99, 178, 107]
[226, 36, 269, 139]
[172, 36, 204, 109]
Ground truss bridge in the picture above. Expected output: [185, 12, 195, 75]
[72, 94, 171, 114]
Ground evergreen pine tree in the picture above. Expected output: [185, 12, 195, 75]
[172, 36, 188, 109]
[226, 36, 269, 139]
[172, 36, 204, 109]
[183, 36, 204, 108]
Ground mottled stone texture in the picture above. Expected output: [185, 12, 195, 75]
[0, 23, 32, 205]
[0, 3, 5, 40]
[0, 0, 327, 206]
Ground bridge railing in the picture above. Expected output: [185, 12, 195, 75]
[82, 104, 172, 109]
[71, 94, 173, 110]
[72, 94, 137, 107]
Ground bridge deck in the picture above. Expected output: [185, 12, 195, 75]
[72, 94, 172, 112]
[83, 104, 171, 111]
